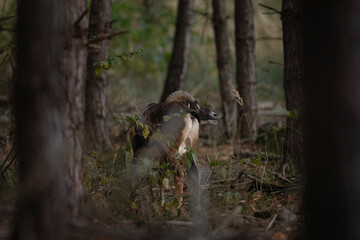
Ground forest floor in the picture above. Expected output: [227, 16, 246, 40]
[0, 140, 305, 240]
[75, 135, 305, 240]
[0, 109, 305, 239]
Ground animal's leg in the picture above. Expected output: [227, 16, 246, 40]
[147, 174, 155, 202]
[160, 183, 165, 207]
[189, 161, 201, 208]
[158, 168, 167, 207]
[174, 164, 185, 207]
[158, 167, 169, 207]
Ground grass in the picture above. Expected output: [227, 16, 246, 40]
[79, 118, 301, 225]
[0, 112, 304, 239]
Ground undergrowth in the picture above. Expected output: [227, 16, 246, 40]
[80, 116, 300, 223]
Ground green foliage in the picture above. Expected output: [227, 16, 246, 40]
[210, 159, 229, 180]
[250, 151, 268, 167]
[162, 109, 187, 122]
[256, 126, 286, 154]
[180, 146, 198, 169]
[286, 109, 299, 119]
[113, 112, 150, 139]
[93, 48, 144, 76]
[224, 192, 242, 206]
[109, 0, 175, 98]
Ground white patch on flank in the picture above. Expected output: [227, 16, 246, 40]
[177, 114, 193, 156]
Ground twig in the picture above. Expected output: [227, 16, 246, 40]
[1, 150, 17, 175]
[265, 213, 278, 231]
[242, 158, 295, 184]
[92, 30, 130, 42]
[0, 148, 14, 171]
[74, 9, 88, 27]
[234, 151, 282, 161]
[0, 53, 8, 66]
[258, 3, 281, 15]
[191, 9, 211, 19]
[268, 60, 284, 66]
[110, 19, 117, 27]
[245, 173, 286, 191]
[211, 177, 237, 185]
[3, 53, 15, 78]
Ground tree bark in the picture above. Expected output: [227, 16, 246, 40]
[15, 0, 65, 239]
[212, 0, 238, 140]
[304, 0, 360, 239]
[60, 0, 88, 217]
[85, 0, 112, 151]
[281, 0, 305, 165]
[235, 0, 258, 140]
[160, 0, 193, 101]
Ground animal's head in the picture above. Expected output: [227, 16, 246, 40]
[165, 91, 200, 110]
[197, 105, 219, 125]
[165, 91, 219, 125]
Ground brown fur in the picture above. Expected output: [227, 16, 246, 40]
[132, 92, 218, 207]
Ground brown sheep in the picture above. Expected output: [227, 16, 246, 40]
[132, 91, 218, 207]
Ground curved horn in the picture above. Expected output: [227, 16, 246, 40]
[165, 91, 196, 103]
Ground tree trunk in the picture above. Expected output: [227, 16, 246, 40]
[235, 0, 258, 140]
[282, 0, 305, 166]
[15, 0, 65, 239]
[160, 0, 193, 101]
[85, 0, 112, 151]
[212, 0, 238, 140]
[304, 0, 360, 239]
[60, 0, 88, 217]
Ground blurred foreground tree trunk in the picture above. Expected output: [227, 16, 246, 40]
[85, 0, 112, 151]
[15, 0, 65, 239]
[60, 0, 88, 217]
[282, 0, 305, 166]
[160, 0, 193, 101]
[304, 0, 360, 239]
[212, 0, 237, 140]
[235, 0, 258, 140]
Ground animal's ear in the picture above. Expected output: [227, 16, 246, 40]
[187, 102, 191, 108]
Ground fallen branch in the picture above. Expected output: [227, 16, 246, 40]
[234, 151, 282, 161]
[245, 173, 288, 191]
[242, 159, 295, 184]
[265, 213, 278, 231]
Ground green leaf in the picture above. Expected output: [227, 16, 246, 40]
[120, 55, 128, 61]
[221, 167, 227, 179]
[94, 67, 103, 76]
[210, 160, 220, 167]
[254, 157, 260, 167]
[286, 109, 299, 119]
[103, 61, 111, 70]
[186, 158, 192, 169]
[163, 115, 171, 122]
[142, 125, 150, 139]
[192, 152, 198, 163]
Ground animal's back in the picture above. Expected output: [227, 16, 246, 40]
[132, 101, 193, 161]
